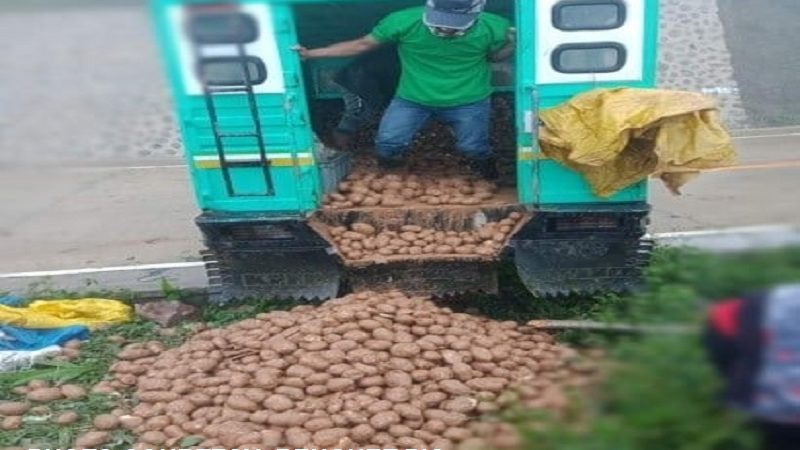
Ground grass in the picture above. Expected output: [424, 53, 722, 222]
[0, 320, 191, 449]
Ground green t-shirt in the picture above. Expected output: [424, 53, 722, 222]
[370, 6, 511, 107]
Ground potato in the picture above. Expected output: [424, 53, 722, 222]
[92, 414, 119, 430]
[348, 193, 365, 205]
[119, 414, 144, 430]
[74, 431, 110, 448]
[381, 196, 405, 207]
[466, 377, 507, 393]
[27, 379, 49, 390]
[0, 402, 29, 416]
[351, 423, 376, 441]
[27, 387, 63, 402]
[138, 391, 178, 403]
[117, 347, 152, 360]
[268, 411, 309, 427]
[52, 411, 79, 425]
[439, 380, 471, 396]
[390, 238, 410, 248]
[139, 430, 167, 445]
[369, 410, 401, 430]
[283, 426, 310, 447]
[11, 386, 29, 396]
[435, 245, 454, 254]
[399, 231, 417, 242]
[60, 384, 87, 400]
[385, 180, 404, 191]
[1, 416, 22, 430]
[351, 222, 376, 236]
[189, 358, 217, 373]
[362, 196, 382, 206]
[342, 231, 366, 241]
[330, 226, 347, 237]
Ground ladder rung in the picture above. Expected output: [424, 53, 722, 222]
[218, 132, 259, 138]
[207, 86, 249, 93]
[224, 160, 269, 168]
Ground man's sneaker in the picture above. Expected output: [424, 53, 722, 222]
[469, 157, 499, 180]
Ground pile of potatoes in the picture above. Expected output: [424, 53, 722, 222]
[323, 171, 500, 210]
[328, 212, 524, 261]
[112, 291, 594, 450]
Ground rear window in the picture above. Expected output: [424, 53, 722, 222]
[188, 11, 259, 44]
[552, 43, 626, 73]
[197, 56, 267, 86]
[553, 0, 626, 31]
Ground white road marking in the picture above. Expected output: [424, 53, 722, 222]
[648, 224, 796, 239]
[733, 133, 800, 140]
[0, 261, 204, 279]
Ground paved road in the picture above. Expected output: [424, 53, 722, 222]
[718, 0, 800, 127]
[1, 130, 799, 275]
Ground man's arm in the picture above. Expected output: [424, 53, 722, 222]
[293, 35, 381, 60]
[489, 27, 516, 63]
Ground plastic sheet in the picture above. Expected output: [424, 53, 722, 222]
[539, 88, 737, 197]
[0, 298, 132, 330]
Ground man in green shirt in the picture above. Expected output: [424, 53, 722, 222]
[294, 0, 514, 179]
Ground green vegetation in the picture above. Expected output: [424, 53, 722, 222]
[505, 246, 800, 450]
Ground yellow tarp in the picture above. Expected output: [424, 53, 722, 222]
[0, 298, 132, 329]
[539, 88, 737, 197]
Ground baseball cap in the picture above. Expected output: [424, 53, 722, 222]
[423, 0, 486, 30]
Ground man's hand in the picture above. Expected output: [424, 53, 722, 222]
[489, 27, 516, 63]
[506, 27, 517, 44]
[292, 44, 313, 60]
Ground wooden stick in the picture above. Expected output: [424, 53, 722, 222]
[523, 320, 696, 335]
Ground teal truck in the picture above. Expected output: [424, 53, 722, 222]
[151, 0, 659, 302]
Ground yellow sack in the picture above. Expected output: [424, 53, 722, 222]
[0, 298, 132, 329]
[539, 88, 737, 197]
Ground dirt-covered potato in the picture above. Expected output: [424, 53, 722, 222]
[74, 431, 110, 448]
[60, 384, 87, 400]
[0, 402, 29, 416]
[26, 387, 63, 403]
[55, 411, 80, 425]
[92, 414, 120, 431]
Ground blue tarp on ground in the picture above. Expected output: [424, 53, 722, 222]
[0, 325, 89, 351]
[0, 295, 26, 307]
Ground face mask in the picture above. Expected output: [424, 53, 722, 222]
[428, 25, 468, 38]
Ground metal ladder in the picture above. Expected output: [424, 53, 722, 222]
[197, 43, 275, 197]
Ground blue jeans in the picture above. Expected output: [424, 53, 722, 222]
[375, 97, 492, 161]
